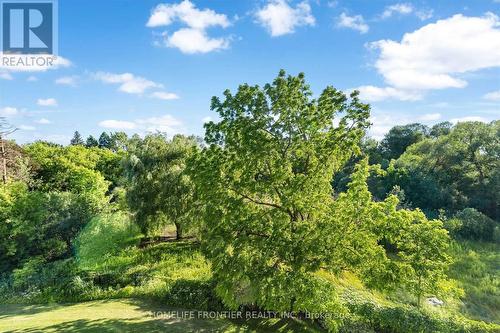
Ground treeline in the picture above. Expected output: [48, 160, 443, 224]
[0, 71, 498, 332]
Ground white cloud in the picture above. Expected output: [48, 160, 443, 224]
[450, 116, 487, 123]
[98, 114, 184, 135]
[419, 113, 441, 121]
[0, 107, 18, 116]
[255, 0, 315, 37]
[202, 116, 212, 123]
[55, 75, 78, 86]
[137, 115, 184, 133]
[362, 13, 500, 101]
[415, 9, 433, 21]
[483, 90, 500, 101]
[147, 0, 229, 29]
[147, 0, 231, 54]
[369, 112, 443, 140]
[19, 125, 35, 131]
[356, 85, 421, 101]
[98, 120, 137, 130]
[0, 72, 13, 80]
[37, 98, 58, 107]
[93, 72, 162, 94]
[337, 12, 369, 34]
[0, 54, 71, 72]
[381, 3, 413, 19]
[164, 28, 230, 54]
[381, 3, 433, 21]
[35, 118, 51, 124]
[27, 76, 38, 82]
[150, 91, 179, 100]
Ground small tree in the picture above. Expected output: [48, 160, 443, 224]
[110, 131, 129, 152]
[0, 117, 18, 183]
[98, 132, 112, 149]
[85, 135, 99, 148]
[397, 215, 452, 307]
[70, 131, 84, 146]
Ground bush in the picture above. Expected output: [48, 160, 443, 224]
[344, 300, 499, 333]
[449, 209, 497, 242]
[2, 257, 86, 303]
[74, 212, 142, 270]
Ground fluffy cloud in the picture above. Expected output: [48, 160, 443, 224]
[483, 90, 500, 101]
[35, 118, 51, 124]
[337, 13, 368, 34]
[147, 0, 229, 29]
[165, 28, 229, 54]
[37, 98, 58, 107]
[93, 72, 161, 94]
[136, 115, 184, 133]
[98, 114, 184, 135]
[150, 91, 179, 100]
[93, 72, 178, 98]
[369, 112, 442, 140]
[358, 13, 500, 101]
[381, 3, 433, 21]
[255, 0, 315, 37]
[147, 0, 231, 54]
[55, 76, 79, 86]
[0, 107, 18, 116]
[381, 3, 413, 19]
[356, 85, 421, 102]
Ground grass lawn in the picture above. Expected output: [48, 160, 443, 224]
[0, 299, 323, 333]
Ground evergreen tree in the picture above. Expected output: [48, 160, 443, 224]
[98, 132, 111, 149]
[85, 135, 98, 148]
[70, 131, 84, 146]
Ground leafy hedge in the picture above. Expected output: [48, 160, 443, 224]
[342, 301, 500, 333]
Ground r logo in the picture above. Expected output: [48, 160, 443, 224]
[1, 1, 55, 54]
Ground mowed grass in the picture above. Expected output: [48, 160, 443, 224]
[0, 299, 323, 333]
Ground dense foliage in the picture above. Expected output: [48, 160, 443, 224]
[0, 71, 498, 332]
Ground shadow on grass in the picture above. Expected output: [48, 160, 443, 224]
[0, 298, 324, 333]
[0, 303, 64, 320]
[3, 317, 237, 333]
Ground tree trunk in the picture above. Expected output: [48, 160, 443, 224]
[174, 222, 182, 240]
[0, 135, 6, 184]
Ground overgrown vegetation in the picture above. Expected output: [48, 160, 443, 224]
[0, 72, 498, 332]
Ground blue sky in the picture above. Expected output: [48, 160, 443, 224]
[1, 0, 499, 144]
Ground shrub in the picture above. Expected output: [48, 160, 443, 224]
[74, 212, 142, 270]
[344, 300, 499, 333]
[450, 209, 497, 242]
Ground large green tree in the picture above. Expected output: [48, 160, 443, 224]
[386, 121, 499, 220]
[380, 123, 429, 161]
[189, 71, 373, 312]
[126, 134, 199, 239]
[189, 71, 453, 317]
